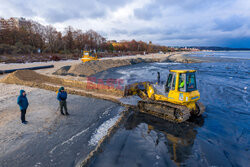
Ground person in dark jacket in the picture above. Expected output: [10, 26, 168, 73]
[157, 72, 161, 84]
[17, 90, 29, 124]
[57, 87, 69, 115]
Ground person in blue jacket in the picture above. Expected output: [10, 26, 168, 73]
[57, 87, 69, 115]
[17, 90, 29, 124]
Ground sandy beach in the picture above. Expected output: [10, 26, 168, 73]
[0, 84, 123, 166]
[0, 52, 202, 166]
[0, 84, 57, 156]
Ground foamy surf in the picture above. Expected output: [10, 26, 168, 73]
[119, 95, 142, 106]
[153, 62, 180, 65]
[88, 114, 120, 146]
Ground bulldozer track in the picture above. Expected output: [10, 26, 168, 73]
[138, 100, 191, 123]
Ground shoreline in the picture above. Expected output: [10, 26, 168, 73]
[0, 51, 205, 166]
[53, 52, 203, 77]
[0, 51, 191, 65]
[0, 52, 201, 71]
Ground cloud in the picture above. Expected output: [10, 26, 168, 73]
[0, 0, 250, 47]
[134, 3, 162, 20]
[0, 0, 132, 23]
[44, 9, 81, 23]
[214, 15, 246, 32]
[212, 37, 250, 48]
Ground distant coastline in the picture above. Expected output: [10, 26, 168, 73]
[187, 46, 250, 51]
[203, 50, 250, 52]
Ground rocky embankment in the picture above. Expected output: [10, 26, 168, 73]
[54, 53, 202, 76]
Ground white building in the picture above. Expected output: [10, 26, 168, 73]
[0, 17, 29, 30]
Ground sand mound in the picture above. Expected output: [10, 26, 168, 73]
[54, 54, 202, 77]
[1, 70, 65, 86]
[52, 65, 71, 76]
[1, 70, 123, 102]
[54, 59, 132, 76]
[54, 58, 161, 76]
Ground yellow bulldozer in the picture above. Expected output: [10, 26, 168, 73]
[81, 50, 98, 63]
[124, 69, 205, 123]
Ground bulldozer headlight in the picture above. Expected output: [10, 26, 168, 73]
[179, 93, 184, 101]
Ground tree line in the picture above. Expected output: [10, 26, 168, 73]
[0, 19, 175, 55]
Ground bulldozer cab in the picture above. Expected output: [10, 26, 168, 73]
[81, 50, 98, 63]
[165, 70, 197, 93]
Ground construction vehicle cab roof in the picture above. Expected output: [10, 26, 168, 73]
[170, 70, 196, 73]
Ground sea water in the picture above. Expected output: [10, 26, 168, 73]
[90, 51, 250, 167]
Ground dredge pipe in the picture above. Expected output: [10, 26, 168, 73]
[0, 65, 54, 75]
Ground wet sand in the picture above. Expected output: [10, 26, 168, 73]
[0, 83, 124, 166]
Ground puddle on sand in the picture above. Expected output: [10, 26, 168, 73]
[89, 113, 206, 167]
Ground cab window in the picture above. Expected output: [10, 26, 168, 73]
[166, 74, 172, 87]
[186, 73, 197, 91]
[165, 73, 172, 92]
[171, 74, 176, 90]
[178, 73, 186, 92]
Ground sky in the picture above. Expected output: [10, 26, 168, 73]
[0, 0, 250, 48]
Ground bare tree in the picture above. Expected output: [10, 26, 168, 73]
[44, 25, 58, 53]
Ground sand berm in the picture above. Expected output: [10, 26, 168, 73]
[54, 52, 202, 76]
[1, 53, 202, 102]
